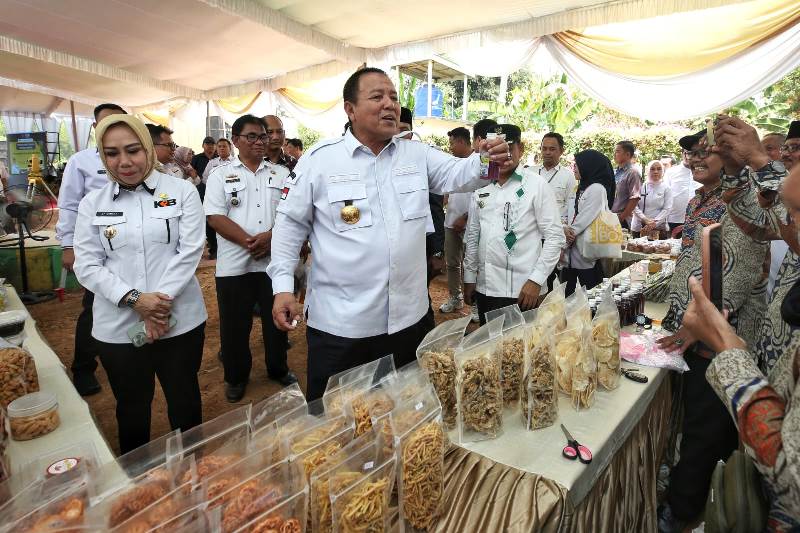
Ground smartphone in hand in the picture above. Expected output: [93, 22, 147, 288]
[701, 223, 723, 310]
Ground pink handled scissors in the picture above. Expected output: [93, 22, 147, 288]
[561, 424, 593, 464]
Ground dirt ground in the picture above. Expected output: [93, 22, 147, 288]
[27, 259, 470, 455]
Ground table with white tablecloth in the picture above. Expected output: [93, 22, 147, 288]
[436, 302, 671, 532]
[4, 285, 114, 474]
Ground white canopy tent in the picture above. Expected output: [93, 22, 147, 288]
[0, 0, 798, 147]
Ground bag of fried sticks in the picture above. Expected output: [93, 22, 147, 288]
[520, 309, 558, 430]
[391, 387, 447, 532]
[286, 415, 355, 482]
[329, 448, 396, 533]
[323, 355, 396, 418]
[415, 316, 471, 429]
[485, 304, 526, 406]
[591, 285, 621, 390]
[454, 316, 505, 443]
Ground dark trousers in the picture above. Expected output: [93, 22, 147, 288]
[71, 290, 98, 376]
[561, 262, 605, 296]
[474, 292, 518, 326]
[305, 315, 431, 401]
[97, 323, 205, 454]
[668, 352, 739, 521]
[216, 273, 288, 385]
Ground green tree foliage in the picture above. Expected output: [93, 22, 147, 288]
[298, 124, 322, 150]
[566, 125, 689, 165]
[763, 66, 800, 116]
[398, 72, 418, 112]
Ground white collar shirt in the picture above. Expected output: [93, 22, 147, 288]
[462, 169, 565, 298]
[56, 148, 111, 247]
[72, 171, 207, 343]
[665, 164, 695, 224]
[202, 155, 236, 183]
[204, 158, 288, 277]
[444, 192, 471, 228]
[531, 164, 577, 223]
[267, 130, 484, 338]
[631, 180, 674, 232]
[162, 161, 185, 180]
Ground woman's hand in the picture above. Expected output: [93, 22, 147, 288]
[682, 277, 746, 354]
[143, 316, 170, 343]
[133, 292, 173, 323]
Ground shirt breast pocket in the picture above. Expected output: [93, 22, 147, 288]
[92, 215, 128, 252]
[223, 180, 246, 209]
[391, 170, 428, 221]
[149, 207, 182, 244]
[328, 182, 373, 232]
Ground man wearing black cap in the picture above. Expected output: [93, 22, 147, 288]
[192, 136, 217, 178]
[463, 124, 565, 323]
[657, 126, 769, 532]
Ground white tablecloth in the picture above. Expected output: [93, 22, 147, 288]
[452, 301, 669, 507]
[4, 285, 114, 473]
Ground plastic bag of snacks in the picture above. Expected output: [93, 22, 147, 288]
[310, 429, 385, 533]
[485, 304, 526, 406]
[209, 459, 304, 533]
[537, 281, 567, 332]
[392, 387, 447, 532]
[144, 504, 211, 533]
[0, 461, 92, 532]
[0, 340, 39, 409]
[386, 360, 431, 405]
[88, 454, 198, 529]
[455, 316, 505, 443]
[520, 310, 558, 430]
[233, 485, 307, 533]
[166, 404, 251, 463]
[202, 438, 287, 503]
[592, 285, 622, 390]
[330, 446, 396, 533]
[107, 480, 206, 533]
[565, 285, 591, 327]
[344, 379, 396, 438]
[416, 316, 471, 429]
[288, 415, 354, 480]
[249, 382, 306, 434]
[324, 355, 396, 417]
[182, 435, 250, 487]
[555, 322, 597, 409]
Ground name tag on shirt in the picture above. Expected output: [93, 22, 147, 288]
[479, 193, 491, 198]
[225, 177, 241, 183]
[96, 211, 122, 216]
[97, 169, 107, 174]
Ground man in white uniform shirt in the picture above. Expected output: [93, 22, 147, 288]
[56, 102, 127, 396]
[439, 127, 473, 315]
[202, 138, 235, 183]
[205, 115, 297, 403]
[530, 132, 577, 223]
[146, 124, 182, 178]
[268, 68, 510, 400]
[463, 124, 565, 324]
[664, 148, 695, 235]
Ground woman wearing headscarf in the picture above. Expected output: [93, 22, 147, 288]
[73, 114, 207, 453]
[631, 160, 673, 239]
[561, 149, 616, 295]
[172, 146, 201, 186]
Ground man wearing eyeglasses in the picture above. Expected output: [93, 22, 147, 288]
[147, 123, 178, 171]
[664, 147, 696, 236]
[205, 114, 297, 403]
[462, 124, 565, 324]
[261, 115, 296, 171]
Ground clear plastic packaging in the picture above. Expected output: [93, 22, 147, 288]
[521, 310, 559, 430]
[21, 440, 100, 488]
[0, 461, 92, 532]
[0, 341, 39, 408]
[556, 324, 596, 410]
[324, 355, 396, 417]
[166, 404, 251, 462]
[565, 285, 591, 329]
[233, 485, 307, 533]
[108, 481, 206, 533]
[185, 434, 250, 486]
[249, 383, 307, 434]
[203, 438, 286, 503]
[485, 304, 526, 406]
[415, 316, 471, 429]
[325, 355, 397, 395]
[392, 388, 447, 532]
[290, 416, 354, 481]
[592, 285, 622, 390]
[386, 360, 431, 405]
[537, 281, 567, 331]
[8, 390, 59, 440]
[310, 429, 384, 533]
[330, 451, 396, 533]
[0, 310, 28, 346]
[455, 316, 505, 443]
[345, 380, 396, 438]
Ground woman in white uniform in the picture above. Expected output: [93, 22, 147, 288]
[631, 160, 673, 239]
[562, 149, 617, 296]
[73, 114, 207, 453]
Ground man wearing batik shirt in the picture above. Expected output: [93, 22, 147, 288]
[714, 118, 797, 375]
[657, 130, 769, 533]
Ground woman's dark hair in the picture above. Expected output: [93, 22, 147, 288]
[574, 149, 615, 213]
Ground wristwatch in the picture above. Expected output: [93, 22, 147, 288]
[124, 289, 142, 309]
